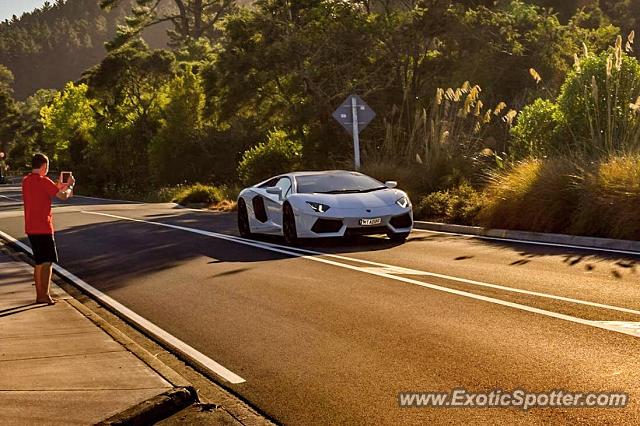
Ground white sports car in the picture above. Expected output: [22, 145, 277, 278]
[237, 170, 413, 244]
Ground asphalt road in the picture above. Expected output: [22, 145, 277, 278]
[1, 184, 640, 425]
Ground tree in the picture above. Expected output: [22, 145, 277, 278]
[40, 82, 96, 168]
[82, 41, 177, 189]
[8, 89, 57, 170]
[149, 65, 207, 184]
[0, 65, 19, 157]
[100, 0, 237, 49]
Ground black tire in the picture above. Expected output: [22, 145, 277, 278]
[237, 199, 253, 238]
[283, 203, 299, 246]
[387, 231, 410, 243]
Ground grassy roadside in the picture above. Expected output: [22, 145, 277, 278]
[76, 184, 238, 212]
[414, 153, 640, 241]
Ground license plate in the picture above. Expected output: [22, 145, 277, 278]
[359, 218, 382, 226]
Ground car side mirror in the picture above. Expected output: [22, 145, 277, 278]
[385, 181, 398, 189]
[266, 186, 283, 200]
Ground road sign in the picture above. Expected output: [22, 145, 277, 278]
[332, 94, 376, 136]
[332, 94, 376, 170]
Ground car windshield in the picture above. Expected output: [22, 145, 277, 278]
[295, 173, 387, 194]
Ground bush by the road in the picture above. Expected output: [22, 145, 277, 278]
[476, 154, 640, 240]
[237, 130, 303, 185]
[172, 184, 228, 206]
[571, 154, 640, 240]
[478, 158, 582, 234]
[415, 183, 484, 226]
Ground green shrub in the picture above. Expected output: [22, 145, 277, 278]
[172, 184, 227, 205]
[237, 130, 303, 185]
[510, 98, 563, 159]
[557, 40, 640, 154]
[149, 186, 185, 203]
[415, 182, 484, 225]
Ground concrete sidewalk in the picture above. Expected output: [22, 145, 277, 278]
[0, 252, 175, 425]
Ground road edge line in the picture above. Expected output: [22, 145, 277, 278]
[0, 229, 247, 385]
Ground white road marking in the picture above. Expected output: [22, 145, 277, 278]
[592, 322, 640, 337]
[73, 195, 140, 204]
[412, 224, 640, 257]
[0, 229, 246, 384]
[79, 210, 640, 340]
[256, 242, 640, 317]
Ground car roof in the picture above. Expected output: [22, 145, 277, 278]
[287, 170, 361, 177]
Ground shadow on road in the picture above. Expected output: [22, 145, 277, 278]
[411, 229, 637, 279]
[3, 184, 637, 289]
[5, 210, 406, 292]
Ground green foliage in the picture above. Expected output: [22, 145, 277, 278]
[40, 82, 96, 168]
[4, 0, 640, 244]
[557, 41, 640, 154]
[0, 65, 18, 156]
[415, 182, 484, 225]
[6, 89, 56, 171]
[149, 65, 207, 185]
[237, 130, 303, 185]
[172, 183, 227, 205]
[454, 1, 617, 105]
[0, 0, 169, 100]
[83, 42, 177, 189]
[101, 0, 236, 50]
[510, 98, 563, 159]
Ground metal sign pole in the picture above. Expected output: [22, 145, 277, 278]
[351, 96, 361, 170]
[332, 94, 374, 171]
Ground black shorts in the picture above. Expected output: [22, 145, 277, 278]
[27, 234, 58, 265]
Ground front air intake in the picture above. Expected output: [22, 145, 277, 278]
[390, 213, 412, 229]
[311, 218, 343, 233]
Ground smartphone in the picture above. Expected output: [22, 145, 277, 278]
[60, 171, 72, 184]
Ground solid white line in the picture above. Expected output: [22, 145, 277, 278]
[80, 210, 640, 340]
[0, 229, 246, 384]
[412, 224, 640, 257]
[73, 195, 140, 204]
[0, 194, 21, 202]
[252, 242, 640, 317]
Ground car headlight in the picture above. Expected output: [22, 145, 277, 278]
[306, 201, 331, 213]
[396, 196, 410, 208]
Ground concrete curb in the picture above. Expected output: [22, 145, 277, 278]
[97, 387, 197, 426]
[66, 298, 195, 390]
[414, 221, 640, 255]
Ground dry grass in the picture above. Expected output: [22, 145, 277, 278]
[477, 158, 583, 233]
[477, 154, 640, 240]
[210, 199, 238, 212]
[571, 154, 640, 239]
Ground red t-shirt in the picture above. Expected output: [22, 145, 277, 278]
[22, 173, 59, 235]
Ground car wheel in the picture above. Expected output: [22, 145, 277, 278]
[387, 231, 410, 243]
[237, 199, 253, 238]
[283, 203, 299, 246]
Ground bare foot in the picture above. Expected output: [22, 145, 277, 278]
[35, 298, 57, 305]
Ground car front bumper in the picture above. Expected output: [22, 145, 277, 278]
[295, 205, 413, 238]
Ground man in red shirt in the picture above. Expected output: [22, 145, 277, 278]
[22, 153, 75, 305]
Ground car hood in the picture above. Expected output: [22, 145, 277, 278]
[300, 189, 407, 209]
